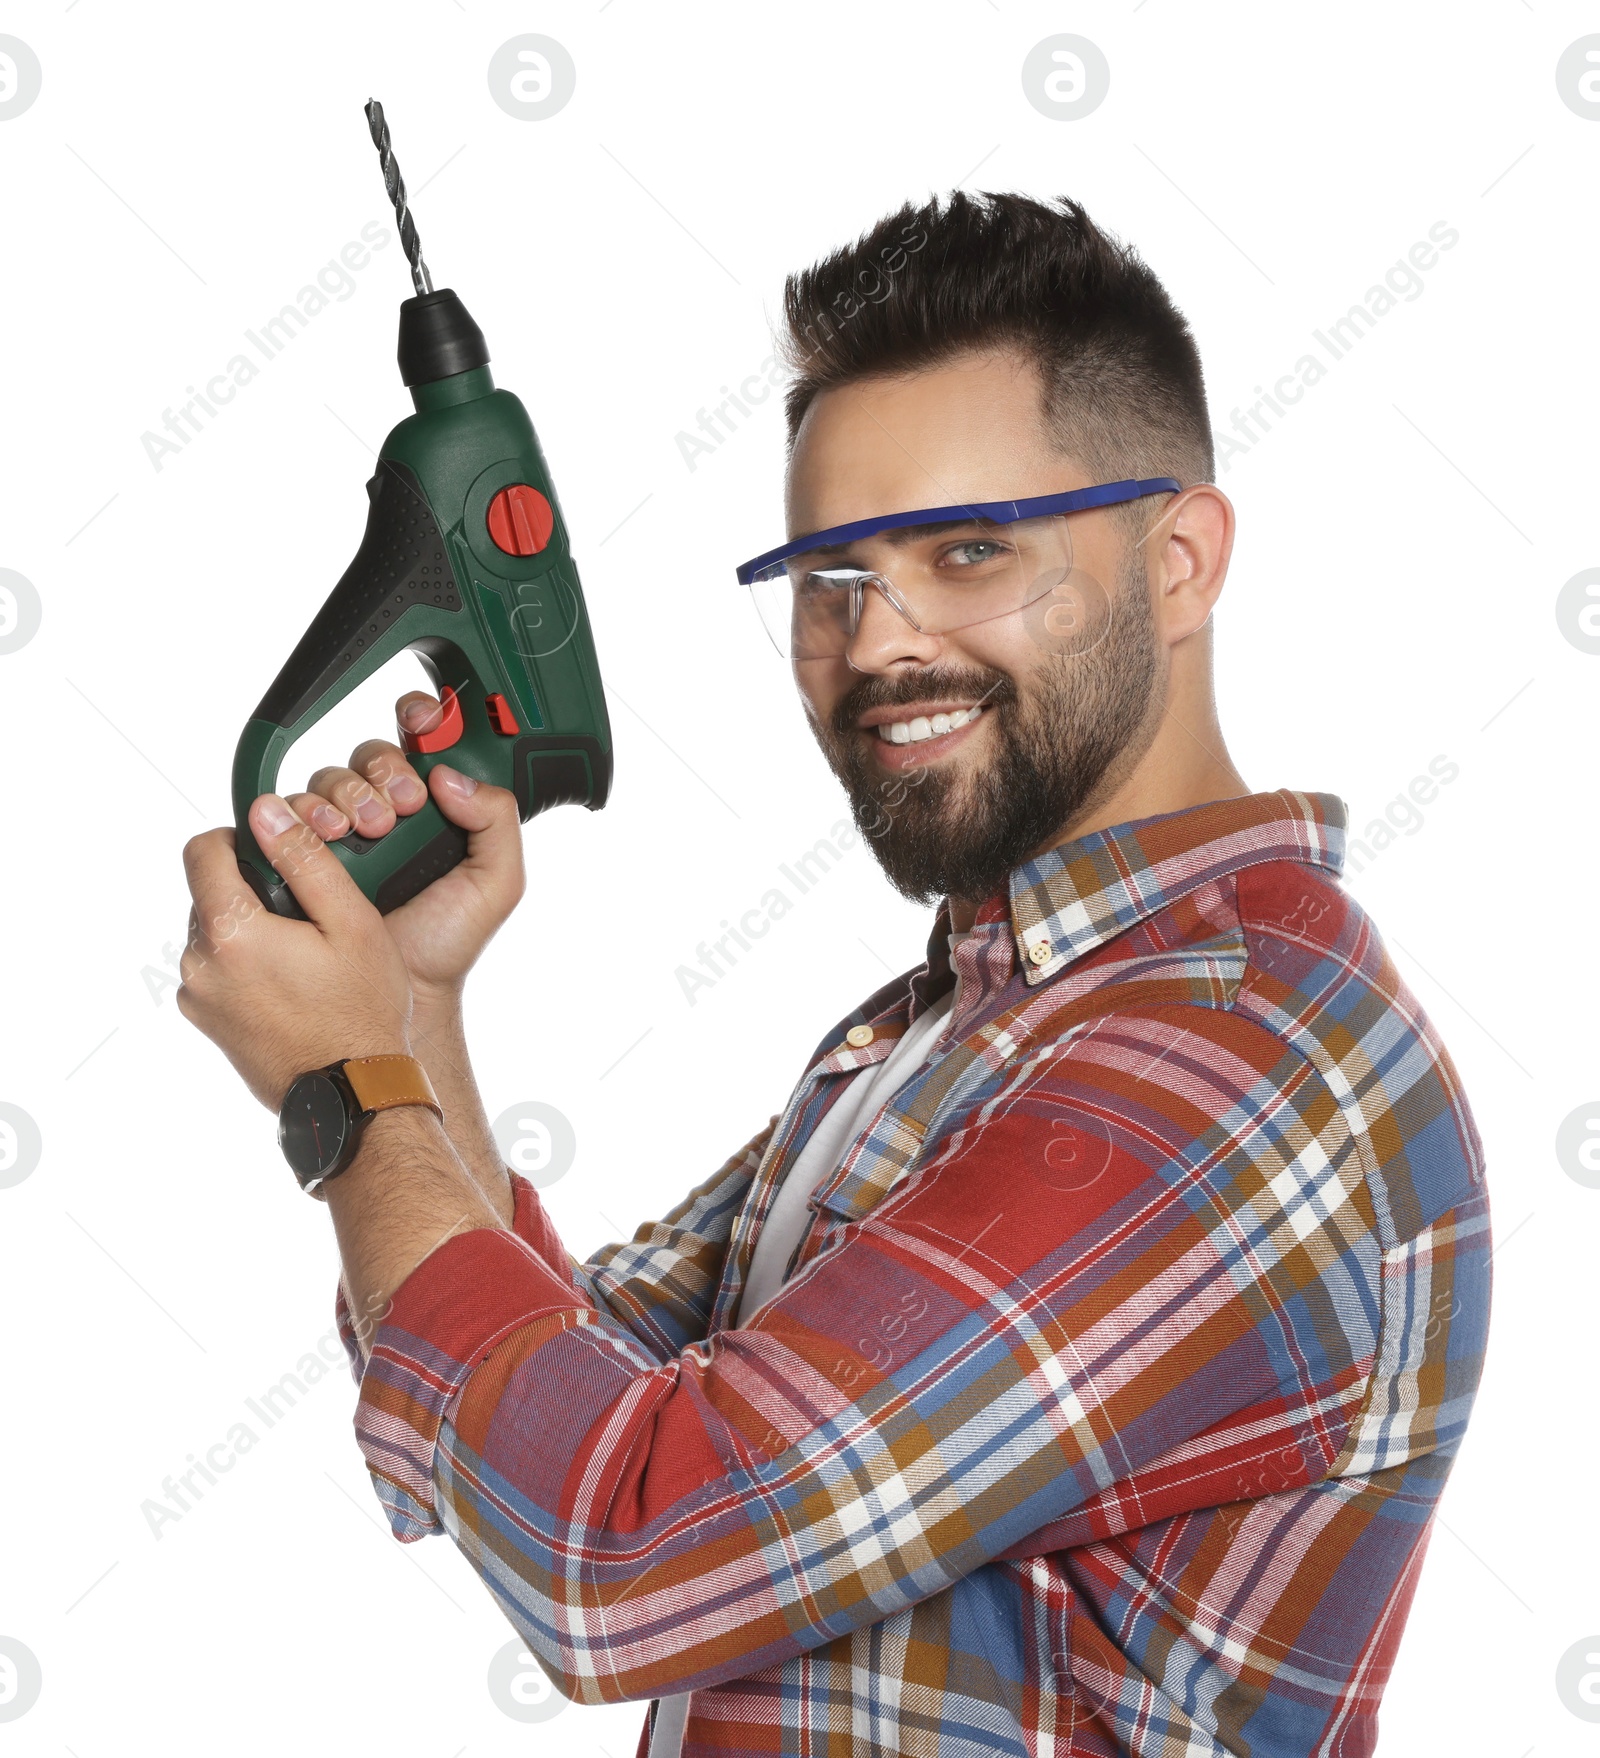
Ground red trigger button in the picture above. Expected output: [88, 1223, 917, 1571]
[400, 685, 464, 754]
[485, 692, 520, 735]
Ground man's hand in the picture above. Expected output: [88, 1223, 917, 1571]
[180, 784, 509, 1353]
[262, 689, 527, 1224]
[281, 690, 526, 1008]
[178, 795, 415, 1110]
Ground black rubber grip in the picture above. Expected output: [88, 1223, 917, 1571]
[253, 459, 460, 730]
[373, 822, 471, 914]
[238, 859, 302, 921]
[234, 820, 471, 923]
[512, 732, 613, 817]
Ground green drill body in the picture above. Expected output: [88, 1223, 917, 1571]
[232, 102, 612, 920]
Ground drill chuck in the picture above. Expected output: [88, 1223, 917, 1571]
[398, 288, 491, 387]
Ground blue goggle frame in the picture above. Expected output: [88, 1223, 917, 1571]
[735, 477, 1182, 585]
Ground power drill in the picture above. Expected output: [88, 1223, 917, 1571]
[233, 99, 613, 919]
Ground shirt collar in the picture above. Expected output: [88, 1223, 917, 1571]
[906, 788, 1346, 1020]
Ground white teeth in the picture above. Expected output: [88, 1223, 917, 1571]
[876, 704, 985, 744]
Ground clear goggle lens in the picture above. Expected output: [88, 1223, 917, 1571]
[748, 514, 1073, 660]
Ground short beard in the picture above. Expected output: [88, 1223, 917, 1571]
[812, 552, 1163, 908]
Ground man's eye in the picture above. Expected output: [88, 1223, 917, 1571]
[943, 539, 1009, 568]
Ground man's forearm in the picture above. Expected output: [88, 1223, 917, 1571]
[327, 1105, 506, 1361]
[406, 992, 514, 1227]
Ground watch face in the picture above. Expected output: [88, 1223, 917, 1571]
[279, 1072, 351, 1184]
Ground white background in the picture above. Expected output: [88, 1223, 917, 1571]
[1, 2, 1593, 1752]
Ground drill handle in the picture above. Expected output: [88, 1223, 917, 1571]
[231, 458, 489, 920]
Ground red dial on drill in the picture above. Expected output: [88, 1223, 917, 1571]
[487, 484, 554, 556]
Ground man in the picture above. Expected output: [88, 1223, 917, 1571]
[179, 191, 1490, 1756]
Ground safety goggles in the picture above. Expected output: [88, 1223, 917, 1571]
[735, 478, 1180, 660]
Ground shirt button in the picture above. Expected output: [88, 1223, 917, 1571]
[1028, 940, 1053, 967]
[845, 1024, 875, 1048]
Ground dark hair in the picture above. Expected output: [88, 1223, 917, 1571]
[778, 190, 1212, 539]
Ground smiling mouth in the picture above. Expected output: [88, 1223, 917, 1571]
[872, 703, 990, 746]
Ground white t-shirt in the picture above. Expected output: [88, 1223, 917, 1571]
[651, 932, 972, 1756]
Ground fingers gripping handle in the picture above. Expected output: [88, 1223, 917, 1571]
[232, 691, 475, 923]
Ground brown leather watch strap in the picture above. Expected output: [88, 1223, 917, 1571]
[341, 1054, 442, 1120]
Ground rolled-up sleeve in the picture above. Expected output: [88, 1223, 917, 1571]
[333, 1114, 775, 1385]
[355, 1227, 595, 1538]
[332, 1165, 581, 1385]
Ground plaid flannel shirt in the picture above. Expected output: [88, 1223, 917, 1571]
[336, 788, 1490, 1757]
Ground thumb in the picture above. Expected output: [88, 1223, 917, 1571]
[428, 764, 524, 880]
[247, 793, 368, 932]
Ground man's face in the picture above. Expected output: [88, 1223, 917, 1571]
[784, 349, 1168, 908]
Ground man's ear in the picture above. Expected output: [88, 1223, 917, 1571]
[1148, 485, 1235, 643]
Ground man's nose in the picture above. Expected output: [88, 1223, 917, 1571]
[844, 575, 943, 672]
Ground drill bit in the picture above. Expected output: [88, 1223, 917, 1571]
[364, 98, 433, 297]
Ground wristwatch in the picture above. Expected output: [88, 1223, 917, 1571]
[278, 1054, 442, 1195]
